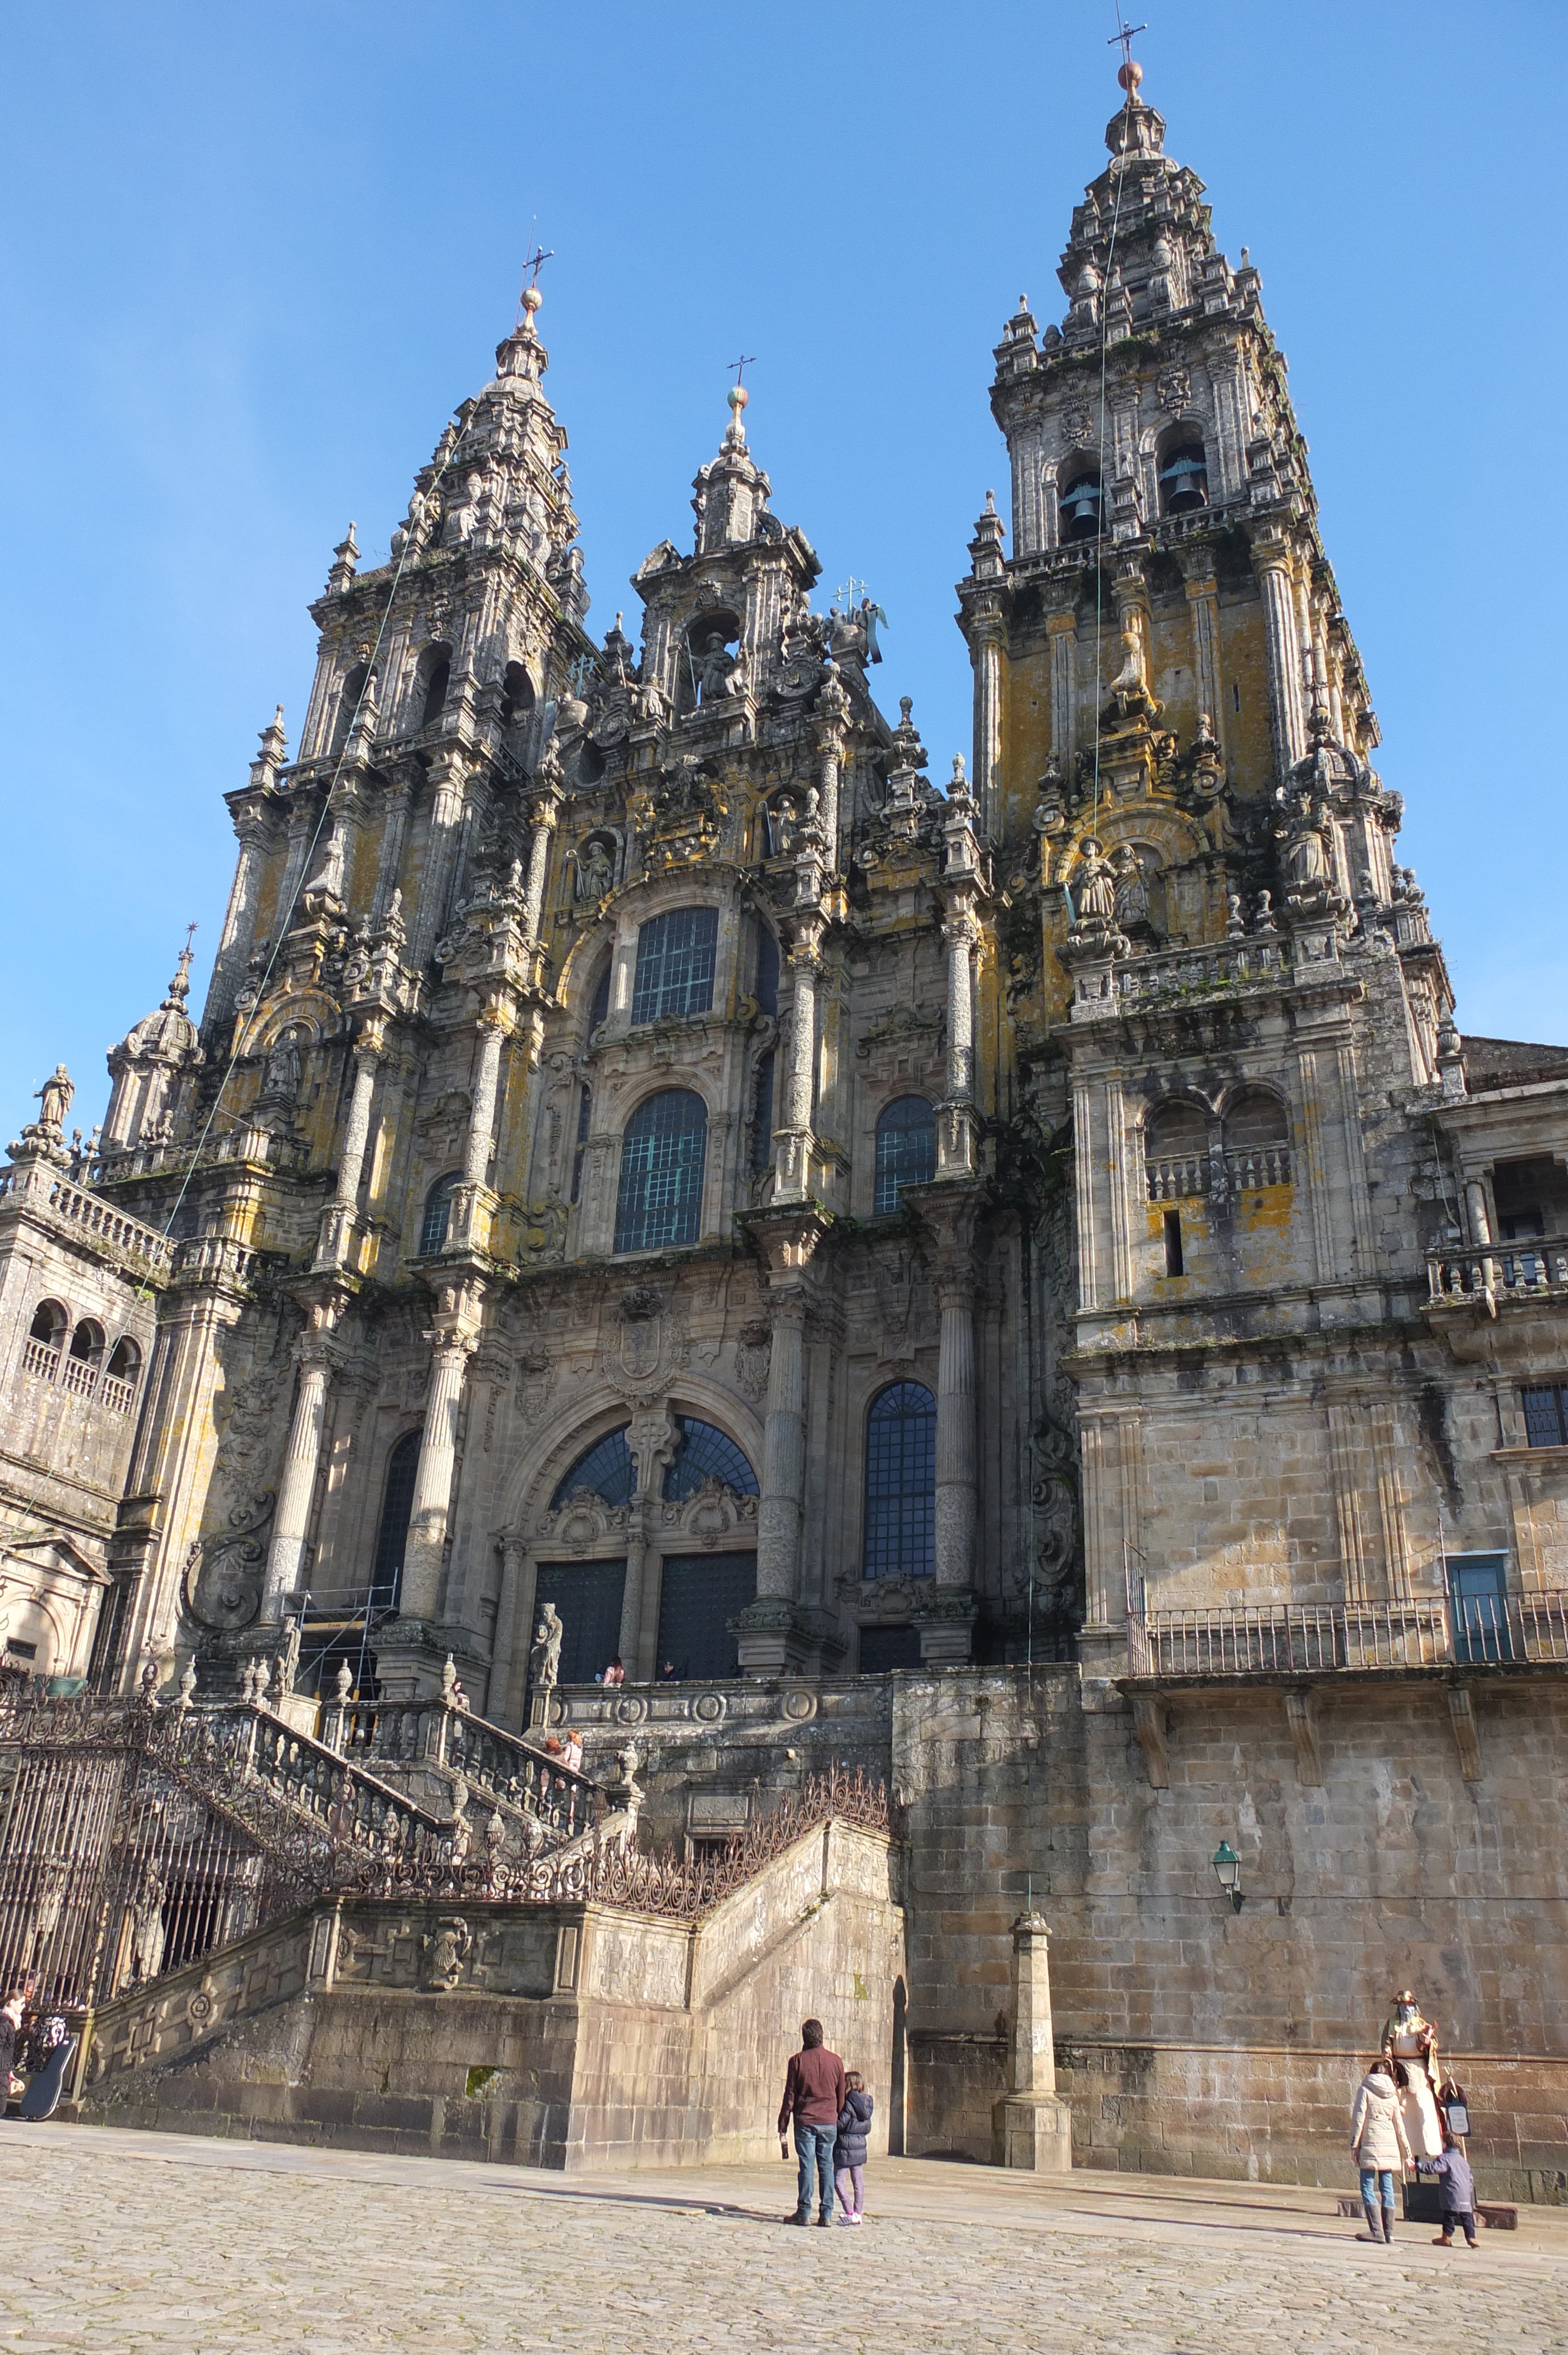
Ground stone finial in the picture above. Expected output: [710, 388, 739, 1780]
[327, 522, 359, 595]
[334, 1659, 353, 1701]
[175, 1656, 197, 1711]
[250, 706, 288, 794]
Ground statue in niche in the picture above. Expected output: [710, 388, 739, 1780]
[530, 1602, 563, 1690]
[1380, 1989, 1444, 2160]
[306, 821, 347, 904]
[574, 837, 615, 904]
[1277, 786, 1334, 894]
[1071, 837, 1118, 925]
[1112, 844, 1155, 933]
[767, 794, 799, 857]
[127, 1864, 166, 1986]
[695, 632, 742, 702]
[33, 1066, 74, 1135]
[261, 1031, 302, 1103]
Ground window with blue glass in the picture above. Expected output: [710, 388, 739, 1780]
[862, 1382, 936, 1579]
[419, 1171, 461, 1256]
[663, 1417, 759, 1501]
[370, 1429, 422, 1608]
[614, 1089, 707, 1253]
[550, 1424, 636, 1510]
[630, 907, 718, 1025]
[874, 1097, 936, 1215]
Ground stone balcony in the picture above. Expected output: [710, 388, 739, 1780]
[1069, 934, 1298, 1024]
[1125, 1593, 1568, 1681]
[1426, 1235, 1568, 1314]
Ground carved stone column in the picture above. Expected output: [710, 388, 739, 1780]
[1046, 609, 1078, 765]
[773, 908, 825, 1206]
[1253, 531, 1306, 774]
[810, 664, 851, 870]
[397, 1281, 484, 1628]
[970, 619, 1004, 832]
[994, 1913, 1074, 2171]
[370, 764, 417, 925]
[734, 1207, 832, 1674]
[407, 750, 470, 970]
[909, 1184, 982, 1664]
[315, 1023, 384, 1269]
[487, 1534, 526, 1723]
[619, 1408, 679, 1679]
[261, 1296, 346, 1620]
[521, 781, 564, 941]
[463, 1013, 510, 1189]
[937, 913, 979, 1179]
[1180, 554, 1225, 755]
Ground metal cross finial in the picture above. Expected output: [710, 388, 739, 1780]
[1108, 11, 1147, 72]
[183, 920, 199, 957]
[516, 241, 554, 321]
[835, 576, 869, 611]
[727, 353, 757, 387]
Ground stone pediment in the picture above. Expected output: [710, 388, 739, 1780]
[3, 1535, 108, 1586]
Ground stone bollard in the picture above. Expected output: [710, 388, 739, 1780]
[994, 1910, 1074, 2172]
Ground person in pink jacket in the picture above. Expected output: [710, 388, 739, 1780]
[1351, 2059, 1414, 2243]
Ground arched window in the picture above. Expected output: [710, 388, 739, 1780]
[663, 1418, 758, 1502]
[419, 1171, 461, 1256]
[863, 1382, 936, 1580]
[1222, 1088, 1291, 1188]
[370, 1430, 421, 1609]
[1145, 1100, 1210, 1200]
[29, 1302, 67, 1346]
[874, 1096, 936, 1215]
[69, 1320, 104, 1365]
[1158, 437, 1209, 516]
[755, 924, 780, 1017]
[614, 1090, 707, 1253]
[331, 663, 369, 755]
[630, 907, 718, 1024]
[106, 1338, 140, 1382]
[499, 660, 535, 735]
[1059, 468, 1102, 543]
[587, 957, 612, 1034]
[551, 1424, 636, 1510]
[418, 648, 451, 729]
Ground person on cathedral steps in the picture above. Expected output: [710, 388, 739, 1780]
[1350, 2059, 1413, 2242]
[777, 2018, 845, 2226]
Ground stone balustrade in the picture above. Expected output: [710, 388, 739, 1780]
[21, 1338, 137, 1414]
[317, 1694, 602, 1846]
[1427, 1236, 1568, 1306]
[1072, 935, 1292, 1024]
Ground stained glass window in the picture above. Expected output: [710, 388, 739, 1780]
[663, 1418, 759, 1501]
[631, 907, 718, 1024]
[550, 1425, 635, 1510]
[862, 1381, 936, 1579]
[614, 1089, 707, 1253]
[874, 1097, 936, 1214]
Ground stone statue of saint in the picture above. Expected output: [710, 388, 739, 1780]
[1072, 837, 1118, 925]
[576, 838, 614, 903]
[1112, 844, 1152, 930]
[34, 1066, 74, 1133]
[262, 1031, 302, 1102]
[530, 1601, 563, 1690]
[128, 1865, 166, 1985]
[695, 634, 740, 702]
[768, 795, 799, 857]
[277, 1615, 301, 1696]
[306, 821, 347, 903]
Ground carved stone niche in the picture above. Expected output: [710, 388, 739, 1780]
[660, 1477, 759, 1550]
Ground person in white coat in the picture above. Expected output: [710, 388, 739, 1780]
[1351, 2060, 1413, 2243]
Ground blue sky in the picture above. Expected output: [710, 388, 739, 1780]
[1, 1, 1563, 1134]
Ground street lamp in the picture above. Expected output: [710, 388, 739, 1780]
[1211, 1839, 1244, 1912]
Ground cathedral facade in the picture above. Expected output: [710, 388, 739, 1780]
[3, 64, 1567, 2182]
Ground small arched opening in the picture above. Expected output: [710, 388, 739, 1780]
[1059, 465, 1103, 543]
[331, 663, 370, 754]
[1222, 1087, 1291, 1189]
[418, 1170, 462, 1257]
[417, 645, 452, 729]
[1157, 429, 1209, 516]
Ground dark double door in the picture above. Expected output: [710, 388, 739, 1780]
[530, 1552, 756, 1687]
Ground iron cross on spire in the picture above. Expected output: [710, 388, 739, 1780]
[727, 353, 757, 387]
[516, 241, 554, 321]
[1108, 12, 1147, 74]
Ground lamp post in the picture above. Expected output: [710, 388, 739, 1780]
[1211, 1839, 1244, 1912]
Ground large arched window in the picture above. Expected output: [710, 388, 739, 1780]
[663, 1418, 758, 1501]
[1222, 1087, 1291, 1188]
[370, 1430, 421, 1609]
[551, 1425, 636, 1510]
[630, 907, 719, 1024]
[1144, 1100, 1210, 1201]
[419, 1171, 461, 1256]
[863, 1382, 936, 1580]
[418, 646, 451, 729]
[874, 1096, 936, 1215]
[614, 1089, 707, 1253]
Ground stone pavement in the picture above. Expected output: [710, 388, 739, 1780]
[1, 2122, 1565, 2353]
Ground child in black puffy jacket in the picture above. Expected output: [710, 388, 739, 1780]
[834, 2071, 875, 2224]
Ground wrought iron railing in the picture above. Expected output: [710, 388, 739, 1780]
[1127, 1592, 1568, 1678]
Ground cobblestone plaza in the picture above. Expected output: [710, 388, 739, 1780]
[2, 2123, 1564, 2354]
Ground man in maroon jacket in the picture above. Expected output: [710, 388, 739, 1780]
[777, 2018, 846, 2225]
